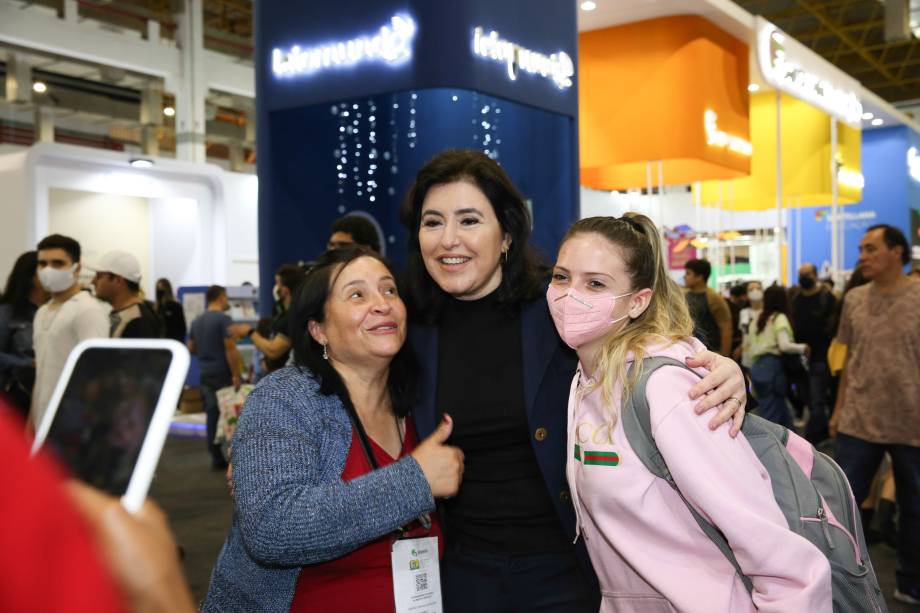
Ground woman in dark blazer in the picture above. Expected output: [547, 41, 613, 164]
[400, 150, 748, 612]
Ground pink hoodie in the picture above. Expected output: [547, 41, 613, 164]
[566, 338, 832, 612]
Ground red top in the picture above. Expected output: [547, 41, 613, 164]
[290, 420, 442, 613]
[0, 401, 125, 613]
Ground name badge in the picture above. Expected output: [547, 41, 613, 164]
[391, 536, 442, 613]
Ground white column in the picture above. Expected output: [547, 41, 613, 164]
[5, 53, 32, 104]
[172, 0, 207, 163]
[775, 90, 784, 285]
[830, 117, 839, 283]
[140, 84, 163, 156]
[34, 105, 55, 142]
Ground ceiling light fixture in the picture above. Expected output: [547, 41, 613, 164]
[747, 83, 760, 92]
[870, 118, 884, 126]
[862, 112, 874, 120]
[163, 106, 176, 117]
[32, 81, 47, 94]
[129, 158, 155, 168]
[580, 1, 597, 11]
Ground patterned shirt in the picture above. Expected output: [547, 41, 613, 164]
[837, 278, 920, 447]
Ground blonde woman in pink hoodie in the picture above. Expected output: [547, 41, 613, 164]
[548, 214, 832, 612]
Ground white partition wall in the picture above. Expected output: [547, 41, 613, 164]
[0, 143, 258, 295]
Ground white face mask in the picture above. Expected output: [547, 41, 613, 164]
[38, 264, 77, 293]
[748, 289, 764, 302]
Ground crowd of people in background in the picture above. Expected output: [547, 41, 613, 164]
[1, 149, 918, 610]
[684, 222, 920, 607]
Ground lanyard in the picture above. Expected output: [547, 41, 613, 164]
[342, 400, 432, 533]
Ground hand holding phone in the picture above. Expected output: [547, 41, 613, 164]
[32, 339, 190, 512]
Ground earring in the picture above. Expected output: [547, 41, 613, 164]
[322, 343, 328, 360]
[501, 248, 508, 265]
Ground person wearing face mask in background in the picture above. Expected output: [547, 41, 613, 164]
[790, 263, 836, 444]
[551, 215, 832, 612]
[154, 278, 187, 344]
[242, 264, 307, 373]
[737, 281, 763, 369]
[30, 234, 109, 430]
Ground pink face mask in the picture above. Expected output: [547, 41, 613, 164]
[546, 284, 633, 349]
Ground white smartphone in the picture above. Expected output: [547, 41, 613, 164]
[32, 338, 190, 513]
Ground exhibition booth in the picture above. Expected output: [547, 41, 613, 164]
[254, 0, 581, 308]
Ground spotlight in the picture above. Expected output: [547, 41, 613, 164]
[32, 81, 47, 94]
[862, 112, 874, 120]
[747, 84, 760, 93]
[163, 106, 176, 117]
[129, 158, 155, 168]
[871, 118, 884, 126]
[580, 1, 597, 11]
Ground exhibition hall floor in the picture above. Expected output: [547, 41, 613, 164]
[152, 436, 913, 610]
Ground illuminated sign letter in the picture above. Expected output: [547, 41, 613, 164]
[704, 110, 753, 156]
[273, 14, 416, 78]
[756, 19, 863, 127]
[472, 27, 574, 90]
[909, 147, 920, 183]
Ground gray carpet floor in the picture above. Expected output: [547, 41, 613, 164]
[151, 436, 915, 611]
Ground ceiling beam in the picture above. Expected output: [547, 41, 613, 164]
[793, 0, 899, 84]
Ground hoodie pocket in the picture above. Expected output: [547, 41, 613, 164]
[600, 591, 676, 613]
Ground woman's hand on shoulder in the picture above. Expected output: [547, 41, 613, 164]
[685, 350, 746, 437]
[410, 414, 464, 498]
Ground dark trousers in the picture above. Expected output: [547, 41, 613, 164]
[442, 544, 598, 613]
[200, 376, 230, 468]
[835, 433, 920, 592]
[804, 360, 831, 443]
[750, 355, 792, 428]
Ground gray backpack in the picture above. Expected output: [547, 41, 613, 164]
[621, 357, 887, 613]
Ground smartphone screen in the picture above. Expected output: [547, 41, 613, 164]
[43, 347, 174, 496]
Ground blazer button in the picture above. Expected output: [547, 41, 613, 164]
[559, 490, 570, 503]
[534, 427, 548, 441]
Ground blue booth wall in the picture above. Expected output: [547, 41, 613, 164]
[791, 125, 919, 274]
[255, 0, 579, 314]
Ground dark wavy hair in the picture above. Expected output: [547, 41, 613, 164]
[289, 246, 418, 417]
[1, 251, 40, 320]
[757, 284, 791, 333]
[399, 149, 549, 322]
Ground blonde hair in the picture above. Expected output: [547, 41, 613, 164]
[561, 214, 694, 412]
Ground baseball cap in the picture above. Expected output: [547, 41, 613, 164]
[90, 250, 142, 283]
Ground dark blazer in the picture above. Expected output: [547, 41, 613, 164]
[409, 293, 597, 583]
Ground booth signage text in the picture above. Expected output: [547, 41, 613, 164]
[837, 168, 865, 190]
[756, 20, 863, 126]
[704, 110, 752, 156]
[272, 14, 416, 78]
[909, 147, 920, 183]
[472, 27, 574, 90]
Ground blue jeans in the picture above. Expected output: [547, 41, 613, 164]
[751, 354, 792, 428]
[442, 543, 598, 613]
[835, 434, 920, 593]
[805, 360, 831, 443]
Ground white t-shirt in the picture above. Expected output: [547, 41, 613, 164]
[31, 290, 110, 427]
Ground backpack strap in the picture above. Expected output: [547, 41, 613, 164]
[621, 356, 755, 595]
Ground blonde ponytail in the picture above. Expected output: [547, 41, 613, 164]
[561, 214, 695, 420]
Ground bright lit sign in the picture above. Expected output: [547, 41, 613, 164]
[908, 147, 920, 183]
[756, 19, 863, 127]
[837, 168, 865, 189]
[472, 27, 574, 90]
[272, 15, 416, 78]
[704, 110, 752, 156]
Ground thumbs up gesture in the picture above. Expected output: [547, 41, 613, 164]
[411, 414, 464, 498]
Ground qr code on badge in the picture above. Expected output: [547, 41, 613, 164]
[415, 572, 428, 593]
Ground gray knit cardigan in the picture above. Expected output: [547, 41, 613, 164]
[202, 366, 435, 612]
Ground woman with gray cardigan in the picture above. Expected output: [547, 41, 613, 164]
[204, 247, 464, 612]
